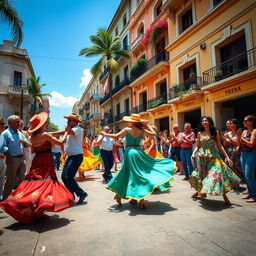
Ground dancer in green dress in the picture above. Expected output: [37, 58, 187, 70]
[100, 114, 175, 209]
[190, 116, 240, 205]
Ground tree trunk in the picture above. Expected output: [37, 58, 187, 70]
[109, 72, 115, 133]
[33, 98, 36, 115]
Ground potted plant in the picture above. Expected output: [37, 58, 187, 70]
[215, 68, 223, 81]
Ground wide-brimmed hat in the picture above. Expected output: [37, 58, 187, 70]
[123, 114, 145, 123]
[64, 113, 82, 123]
[28, 112, 48, 133]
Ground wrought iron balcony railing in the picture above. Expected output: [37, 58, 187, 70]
[130, 51, 169, 83]
[203, 47, 256, 85]
[100, 92, 110, 105]
[89, 113, 99, 120]
[132, 104, 148, 114]
[130, 33, 144, 50]
[147, 92, 168, 109]
[83, 102, 90, 110]
[169, 77, 202, 100]
[114, 110, 131, 122]
[112, 77, 130, 95]
[99, 67, 109, 81]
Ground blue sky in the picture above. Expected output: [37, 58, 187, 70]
[0, 0, 120, 129]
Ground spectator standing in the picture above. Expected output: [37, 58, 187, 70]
[52, 135, 63, 171]
[240, 115, 256, 203]
[179, 123, 195, 180]
[0, 115, 29, 200]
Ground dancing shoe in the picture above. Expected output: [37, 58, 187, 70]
[76, 192, 88, 205]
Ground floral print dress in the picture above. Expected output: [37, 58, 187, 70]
[190, 137, 240, 195]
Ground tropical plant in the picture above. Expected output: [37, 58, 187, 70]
[26, 76, 51, 115]
[79, 28, 130, 131]
[47, 118, 58, 132]
[0, 0, 23, 47]
[130, 58, 147, 78]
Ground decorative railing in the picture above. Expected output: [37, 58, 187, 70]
[112, 77, 130, 95]
[130, 33, 144, 50]
[203, 47, 256, 85]
[114, 110, 131, 122]
[100, 113, 113, 126]
[99, 67, 109, 81]
[169, 77, 202, 100]
[100, 92, 110, 105]
[147, 92, 168, 109]
[132, 104, 148, 114]
[130, 51, 169, 83]
[8, 85, 29, 95]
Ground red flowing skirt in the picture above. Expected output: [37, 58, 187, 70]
[0, 152, 75, 223]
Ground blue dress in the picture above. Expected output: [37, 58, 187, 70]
[106, 131, 175, 199]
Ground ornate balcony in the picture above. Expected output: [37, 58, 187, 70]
[132, 104, 148, 114]
[89, 113, 100, 121]
[130, 33, 144, 52]
[114, 110, 131, 122]
[84, 102, 90, 110]
[100, 92, 110, 105]
[8, 85, 32, 103]
[169, 77, 202, 100]
[147, 92, 168, 109]
[130, 51, 169, 84]
[99, 67, 109, 81]
[112, 77, 130, 95]
[203, 47, 256, 86]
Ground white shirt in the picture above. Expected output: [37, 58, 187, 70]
[98, 135, 115, 151]
[65, 125, 83, 156]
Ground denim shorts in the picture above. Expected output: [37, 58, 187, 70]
[170, 147, 181, 161]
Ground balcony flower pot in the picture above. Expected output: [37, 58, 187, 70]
[215, 69, 223, 82]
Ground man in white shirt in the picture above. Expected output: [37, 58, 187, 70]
[52, 135, 63, 171]
[97, 126, 115, 182]
[57, 113, 88, 205]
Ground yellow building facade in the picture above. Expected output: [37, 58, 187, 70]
[164, 0, 256, 130]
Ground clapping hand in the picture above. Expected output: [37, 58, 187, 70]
[18, 139, 27, 145]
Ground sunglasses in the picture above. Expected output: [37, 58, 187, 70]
[243, 119, 251, 123]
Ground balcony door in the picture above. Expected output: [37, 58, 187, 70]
[156, 80, 167, 98]
[124, 98, 129, 114]
[116, 103, 120, 117]
[220, 35, 248, 77]
[14, 71, 22, 86]
[139, 91, 147, 112]
[183, 63, 197, 90]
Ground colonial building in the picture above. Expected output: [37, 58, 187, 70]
[129, 0, 171, 131]
[0, 40, 35, 124]
[99, 0, 132, 132]
[165, 0, 256, 129]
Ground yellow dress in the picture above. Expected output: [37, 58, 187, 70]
[79, 140, 101, 173]
[144, 138, 164, 159]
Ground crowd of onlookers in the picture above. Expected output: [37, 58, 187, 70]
[1, 114, 256, 203]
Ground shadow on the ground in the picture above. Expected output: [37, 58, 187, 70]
[198, 198, 242, 211]
[151, 189, 172, 195]
[108, 201, 177, 216]
[75, 175, 100, 182]
[0, 229, 3, 236]
[4, 214, 72, 233]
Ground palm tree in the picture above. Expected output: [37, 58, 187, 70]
[79, 28, 130, 131]
[26, 76, 51, 114]
[0, 0, 23, 47]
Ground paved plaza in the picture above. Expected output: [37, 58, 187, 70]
[0, 168, 256, 256]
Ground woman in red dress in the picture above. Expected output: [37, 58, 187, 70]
[0, 112, 75, 223]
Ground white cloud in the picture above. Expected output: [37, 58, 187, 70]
[49, 91, 78, 108]
[80, 68, 92, 88]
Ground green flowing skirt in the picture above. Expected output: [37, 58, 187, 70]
[92, 147, 103, 163]
[106, 147, 175, 200]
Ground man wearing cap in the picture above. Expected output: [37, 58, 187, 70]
[0, 118, 6, 200]
[59, 113, 87, 204]
[97, 126, 115, 182]
[0, 115, 29, 200]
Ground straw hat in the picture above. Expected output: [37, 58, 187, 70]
[64, 113, 82, 123]
[123, 114, 145, 123]
[28, 112, 48, 133]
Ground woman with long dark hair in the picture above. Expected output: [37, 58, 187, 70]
[190, 116, 240, 205]
[100, 114, 175, 209]
[240, 115, 256, 203]
[0, 112, 75, 223]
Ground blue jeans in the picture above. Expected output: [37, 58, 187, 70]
[61, 154, 85, 197]
[240, 151, 256, 199]
[53, 152, 61, 170]
[100, 149, 113, 180]
[180, 148, 193, 177]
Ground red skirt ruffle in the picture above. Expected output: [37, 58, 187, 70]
[0, 152, 75, 223]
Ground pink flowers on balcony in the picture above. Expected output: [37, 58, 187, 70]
[140, 20, 167, 45]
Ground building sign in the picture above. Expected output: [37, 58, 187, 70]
[181, 101, 195, 107]
[224, 86, 241, 95]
